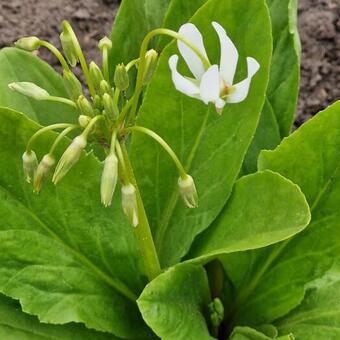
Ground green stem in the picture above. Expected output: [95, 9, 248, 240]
[82, 115, 104, 138]
[45, 96, 77, 108]
[126, 58, 139, 71]
[49, 126, 78, 155]
[27, 123, 74, 152]
[102, 47, 110, 82]
[120, 143, 161, 281]
[62, 20, 96, 97]
[129, 28, 210, 123]
[124, 126, 186, 178]
[38, 40, 70, 71]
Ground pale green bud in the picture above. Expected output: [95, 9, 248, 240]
[208, 298, 224, 328]
[99, 80, 113, 97]
[63, 70, 82, 100]
[92, 95, 102, 110]
[77, 95, 94, 116]
[22, 150, 38, 183]
[98, 36, 112, 51]
[52, 135, 87, 184]
[60, 27, 78, 67]
[102, 93, 118, 120]
[101, 153, 119, 207]
[114, 64, 129, 91]
[8, 82, 49, 100]
[78, 115, 91, 128]
[143, 49, 158, 85]
[121, 183, 139, 227]
[178, 174, 198, 208]
[33, 154, 55, 193]
[14, 36, 40, 51]
[89, 61, 105, 90]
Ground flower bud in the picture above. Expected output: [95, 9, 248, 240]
[77, 95, 94, 117]
[63, 70, 82, 100]
[8, 82, 49, 100]
[14, 36, 40, 51]
[33, 154, 55, 193]
[178, 175, 198, 208]
[60, 28, 78, 67]
[101, 152, 119, 207]
[99, 80, 113, 97]
[98, 36, 112, 51]
[114, 64, 129, 91]
[92, 95, 102, 110]
[121, 183, 139, 227]
[22, 150, 38, 183]
[78, 115, 91, 128]
[89, 61, 105, 90]
[143, 49, 158, 85]
[208, 298, 224, 328]
[52, 135, 87, 184]
[102, 93, 118, 120]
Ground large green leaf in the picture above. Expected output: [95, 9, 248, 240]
[0, 294, 116, 339]
[0, 108, 153, 339]
[138, 263, 213, 340]
[0, 48, 78, 125]
[219, 102, 340, 333]
[188, 170, 310, 261]
[130, 0, 272, 268]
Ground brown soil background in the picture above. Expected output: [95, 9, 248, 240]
[0, 0, 339, 125]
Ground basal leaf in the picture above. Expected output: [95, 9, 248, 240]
[188, 171, 310, 261]
[0, 108, 153, 339]
[0, 48, 78, 125]
[130, 0, 272, 268]
[0, 294, 116, 340]
[138, 263, 213, 340]
[230, 326, 293, 340]
[219, 102, 340, 333]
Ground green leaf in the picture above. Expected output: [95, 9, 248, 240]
[0, 108, 153, 339]
[0, 48, 78, 125]
[230, 326, 293, 340]
[218, 102, 340, 331]
[188, 170, 310, 261]
[138, 263, 214, 340]
[0, 294, 116, 339]
[130, 0, 272, 267]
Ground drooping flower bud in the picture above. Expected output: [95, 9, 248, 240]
[178, 174, 198, 208]
[143, 49, 158, 85]
[89, 61, 105, 90]
[33, 154, 55, 193]
[121, 183, 139, 227]
[101, 152, 119, 207]
[22, 150, 38, 183]
[98, 36, 112, 51]
[78, 115, 91, 128]
[14, 36, 40, 51]
[92, 95, 103, 110]
[77, 95, 94, 117]
[52, 135, 87, 184]
[60, 25, 78, 67]
[63, 70, 82, 100]
[114, 64, 129, 91]
[8, 82, 49, 100]
[102, 93, 118, 120]
[99, 80, 113, 97]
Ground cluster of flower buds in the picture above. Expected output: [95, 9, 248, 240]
[13, 20, 199, 228]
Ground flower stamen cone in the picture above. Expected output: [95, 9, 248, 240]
[121, 183, 139, 227]
[101, 152, 119, 207]
[22, 150, 38, 183]
[52, 135, 87, 184]
[178, 174, 198, 208]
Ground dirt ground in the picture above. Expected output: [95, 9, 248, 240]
[0, 0, 339, 125]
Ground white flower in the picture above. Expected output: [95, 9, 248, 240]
[169, 22, 260, 113]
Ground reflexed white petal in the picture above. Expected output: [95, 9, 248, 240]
[212, 21, 239, 86]
[169, 55, 200, 99]
[226, 57, 260, 104]
[199, 65, 220, 104]
[178, 23, 209, 80]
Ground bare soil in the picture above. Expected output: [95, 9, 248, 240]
[0, 0, 339, 124]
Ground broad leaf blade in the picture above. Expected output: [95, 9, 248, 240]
[0, 108, 153, 339]
[0, 48, 78, 125]
[130, 0, 272, 267]
[138, 263, 213, 340]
